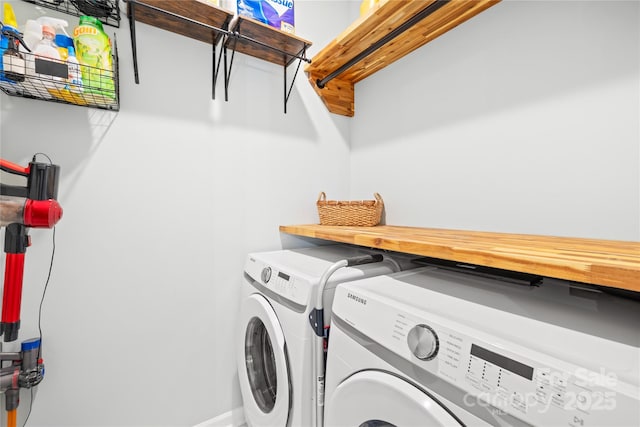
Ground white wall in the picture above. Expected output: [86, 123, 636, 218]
[350, 0, 640, 241]
[0, 1, 354, 425]
[1, 0, 638, 426]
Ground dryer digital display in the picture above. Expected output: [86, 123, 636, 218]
[470, 344, 533, 380]
[278, 272, 290, 281]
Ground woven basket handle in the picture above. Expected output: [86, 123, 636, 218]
[318, 192, 327, 202]
[373, 192, 383, 204]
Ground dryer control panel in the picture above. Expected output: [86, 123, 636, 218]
[333, 283, 639, 427]
[245, 257, 309, 308]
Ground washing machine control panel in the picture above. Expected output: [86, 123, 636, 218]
[245, 258, 309, 307]
[333, 285, 638, 427]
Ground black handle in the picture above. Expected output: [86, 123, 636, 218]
[346, 254, 384, 267]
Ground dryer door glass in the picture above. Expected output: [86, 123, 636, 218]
[326, 370, 463, 426]
[245, 317, 278, 413]
[238, 293, 290, 426]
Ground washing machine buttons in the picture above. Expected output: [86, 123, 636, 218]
[407, 324, 439, 361]
[261, 267, 272, 284]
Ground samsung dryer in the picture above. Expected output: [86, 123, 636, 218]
[324, 266, 640, 427]
[237, 244, 415, 427]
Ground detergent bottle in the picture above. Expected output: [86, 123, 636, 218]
[73, 15, 114, 98]
[65, 46, 83, 93]
[1, 3, 25, 83]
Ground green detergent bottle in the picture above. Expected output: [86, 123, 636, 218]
[73, 16, 114, 99]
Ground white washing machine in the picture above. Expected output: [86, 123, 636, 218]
[324, 266, 640, 427]
[237, 244, 415, 427]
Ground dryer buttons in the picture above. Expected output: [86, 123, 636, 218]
[261, 267, 272, 284]
[407, 324, 439, 361]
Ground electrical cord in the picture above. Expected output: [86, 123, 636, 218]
[22, 226, 55, 427]
[32, 153, 53, 165]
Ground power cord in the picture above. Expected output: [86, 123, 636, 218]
[37, 226, 56, 360]
[22, 225, 57, 426]
[0, 151, 57, 426]
[32, 153, 53, 165]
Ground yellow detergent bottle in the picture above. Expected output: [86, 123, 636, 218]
[73, 15, 114, 99]
[1, 3, 26, 82]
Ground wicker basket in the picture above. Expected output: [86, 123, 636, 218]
[316, 192, 384, 226]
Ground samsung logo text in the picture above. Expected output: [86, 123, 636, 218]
[347, 293, 367, 305]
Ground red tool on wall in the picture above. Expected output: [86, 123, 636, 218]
[0, 156, 62, 426]
[0, 156, 62, 342]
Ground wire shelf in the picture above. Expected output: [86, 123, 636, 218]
[22, 0, 121, 28]
[0, 42, 120, 110]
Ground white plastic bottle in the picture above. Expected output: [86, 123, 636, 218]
[33, 25, 61, 60]
[30, 25, 64, 94]
[66, 46, 83, 93]
[21, 19, 43, 53]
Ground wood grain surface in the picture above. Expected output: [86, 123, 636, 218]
[226, 17, 312, 67]
[305, 0, 500, 116]
[129, 0, 311, 67]
[279, 224, 640, 292]
[129, 0, 233, 45]
[306, 74, 354, 117]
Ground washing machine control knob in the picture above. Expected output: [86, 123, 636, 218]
[407, 324, 439, 361]
[261, 267, 272, 283]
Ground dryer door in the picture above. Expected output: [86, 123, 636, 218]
[238, 293, 290, 427]
[325, 370, 463, 427]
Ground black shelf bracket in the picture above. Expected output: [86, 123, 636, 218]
[284, 45, 308, 114]
[224, 20, 311, 113]
[127, 0, 230, 91]
[316, 0, 450, 89]
[222, 33, 238, 102]
[127, 0, 139, 84]
[212, 32, 231, 101]
[126, 0, 311, 112]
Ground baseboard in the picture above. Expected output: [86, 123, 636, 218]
[193, 407, 246, 427]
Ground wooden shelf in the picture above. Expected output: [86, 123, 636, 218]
[127, 0, 311, 111]
[279, 224, 640, 292]
[128, 0, 234, 46]
[305, 0, 500, 117]
[129, 1, 311, 66]
[228, 16, 312, 67]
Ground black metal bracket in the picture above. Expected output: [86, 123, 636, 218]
[309, 308, 325, 337]
[127, 0, 230, 90]
[212, 32, 229, 100]
[222, 19, 310, 112]
[126, 0, 311, 112]
[284, 45, 307, 114]
[127, 0, 139, 84]
[223, 32, 239, 102]
[316, 0, 450, 89]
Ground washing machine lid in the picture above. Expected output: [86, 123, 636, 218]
[238, 293, 291, 427]
[324, 369, 467, 427]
